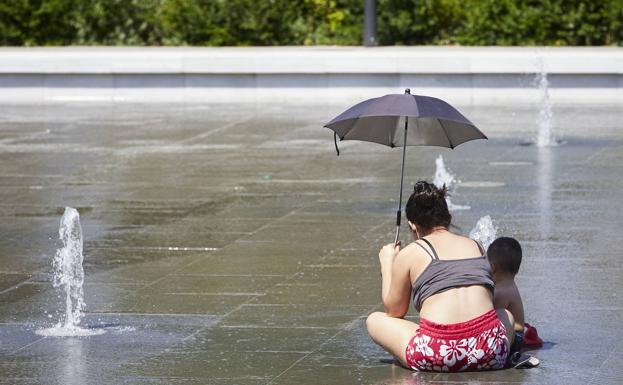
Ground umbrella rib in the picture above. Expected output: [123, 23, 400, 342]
[438, 119, 454, 149]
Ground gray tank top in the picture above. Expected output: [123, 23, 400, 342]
[411, 238, 494, 312]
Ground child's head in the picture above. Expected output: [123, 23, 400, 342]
[487, 237, 522, 277]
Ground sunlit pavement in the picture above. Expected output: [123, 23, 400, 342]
[0, 102, 622, 384]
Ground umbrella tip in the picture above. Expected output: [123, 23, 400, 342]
[404, 88, 411, 94]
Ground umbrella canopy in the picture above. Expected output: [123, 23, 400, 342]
[326, 91, 486, 148]
[324, 89, 487, 244]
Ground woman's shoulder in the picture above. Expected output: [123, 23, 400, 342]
[396, 242, 432, 282]
[401, 241, 428, 255]
[399, 241, 435, 266]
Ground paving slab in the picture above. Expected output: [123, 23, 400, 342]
[0, 313, 219, 385]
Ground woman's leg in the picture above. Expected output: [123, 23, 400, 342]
[366, 312, 420, 367]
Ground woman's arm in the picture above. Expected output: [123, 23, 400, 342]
[378, 243, 412, 318]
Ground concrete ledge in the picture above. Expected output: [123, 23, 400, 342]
[1, 46, 622, 74]
[0, 47, 622, 104]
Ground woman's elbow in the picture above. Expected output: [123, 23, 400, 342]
[383, 303, 408, 318]
[386, 310, 406, 318]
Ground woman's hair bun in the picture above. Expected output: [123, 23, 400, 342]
[413, 181, 446, 208]
[406, 180, 452, 231]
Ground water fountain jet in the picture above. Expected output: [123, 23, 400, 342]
[37, 207, 105, 337]
[469, 215, 498, 250]
[432, 155, 470, 211]
[535, 71, 558, 147]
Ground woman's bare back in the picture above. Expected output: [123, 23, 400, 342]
[405, 231, 495, 324]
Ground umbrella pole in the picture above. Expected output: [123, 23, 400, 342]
[394, 116, 408, 245]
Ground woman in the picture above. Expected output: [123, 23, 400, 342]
[366, 181, 514, 372]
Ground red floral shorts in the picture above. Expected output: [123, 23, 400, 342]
[405, 309, 509, 372]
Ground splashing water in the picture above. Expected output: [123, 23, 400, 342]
[37, 207, 105, 337]
[433, 155, 456, 188]
[54, 207, 85, 328]
[433, 155, 470, 211]
[535, 71, 557, 147]
[469, 215, 498, 250]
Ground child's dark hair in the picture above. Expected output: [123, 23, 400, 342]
[487, 237, 522, 275]
[405, 181, 451, 232]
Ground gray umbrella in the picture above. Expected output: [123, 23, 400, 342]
[324, 89, 487, 244]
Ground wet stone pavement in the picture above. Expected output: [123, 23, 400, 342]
[0, 102, 622, 385]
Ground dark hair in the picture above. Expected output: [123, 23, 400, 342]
[405, 181, 451, 233]
[487, 237, 522, 275]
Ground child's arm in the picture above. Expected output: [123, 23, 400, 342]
[508, 284, 525, 332]
[493, 283, 525, 332]
[492, 284, 510, 311]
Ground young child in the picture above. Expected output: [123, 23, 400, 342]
[487, 236, 543, 369]
[487, 237, 525, 328]
[487, 237, 526, 352]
